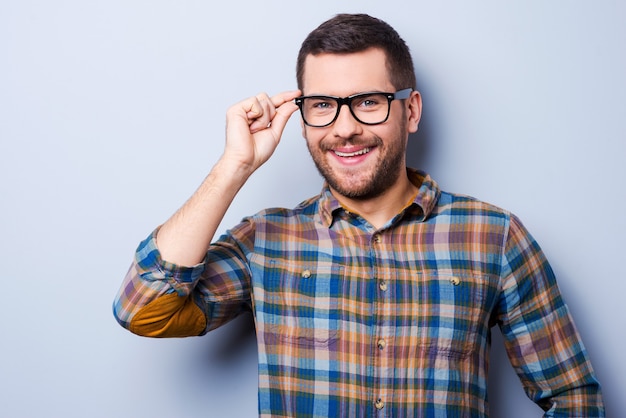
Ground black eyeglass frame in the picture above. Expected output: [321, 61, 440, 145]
[295, 88, 413, 128]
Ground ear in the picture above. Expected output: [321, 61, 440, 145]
[406, 90, 422, 134]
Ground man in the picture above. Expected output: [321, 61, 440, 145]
[113, 13, 604, 417]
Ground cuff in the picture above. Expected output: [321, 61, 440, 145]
[135, 228, 207, 285]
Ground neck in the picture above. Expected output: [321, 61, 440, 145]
[331, 172, 417, 230]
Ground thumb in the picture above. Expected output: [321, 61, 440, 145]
[268, 101, 299, 139]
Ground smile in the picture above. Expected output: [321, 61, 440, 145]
[333, 147, 372, 158]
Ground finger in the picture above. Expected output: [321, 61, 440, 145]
[250, 92, 300, 134]
[240, 90, 301, 134]
[249, 119, 271, 133]
[270, 90, 302, 108]
[270, 90, 302, 131]
[248, 94, 276, 132]
[266, 100, 299, 137]
[241, 95, 267, 119]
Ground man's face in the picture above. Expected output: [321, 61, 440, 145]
[300, 48, 421, 200]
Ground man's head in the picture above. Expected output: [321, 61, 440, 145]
[296, 14, 416, 92]
[296, 14, 421, 201]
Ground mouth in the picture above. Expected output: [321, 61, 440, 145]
[333, 147, 372, 158]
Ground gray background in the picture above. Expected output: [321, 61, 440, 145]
[1, 1, 624, 417]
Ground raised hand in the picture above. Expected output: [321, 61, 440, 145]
[156, 90, 301, 266]
[223, 90, 301, 174]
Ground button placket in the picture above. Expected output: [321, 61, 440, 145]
[371, 231, 390, 415]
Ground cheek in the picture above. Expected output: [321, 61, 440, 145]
[302, 126, 326, 149]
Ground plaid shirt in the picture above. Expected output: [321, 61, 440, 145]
[114, 169, 604, 417]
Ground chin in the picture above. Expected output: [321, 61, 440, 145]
[328, 176, 385, 200]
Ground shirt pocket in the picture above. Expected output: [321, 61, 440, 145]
[411, 272, 493, 358]
[258, 259, 344, 348]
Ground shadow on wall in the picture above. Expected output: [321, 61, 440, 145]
[406, 112, 433, 171]
[406, 82, 435, 172]
[205, 312, 257, 365]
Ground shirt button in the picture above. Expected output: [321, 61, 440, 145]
[302, 270, 312, 279]
[450, 277, 460, 286]
[373, 234, 382, 243]
[377, 339, 386, 350]
[375, 398, 384, 410]
[379, 281, 388, 291]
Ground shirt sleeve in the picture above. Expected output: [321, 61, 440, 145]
[112, 221, 255, 338]
[495, 214, 605, 416]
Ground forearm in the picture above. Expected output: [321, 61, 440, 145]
[113, 159, 253, 336]
[157, 89, 301, 266]
[157, 157, 253, 267]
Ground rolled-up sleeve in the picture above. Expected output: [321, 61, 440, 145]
[113, 220, 254, 338]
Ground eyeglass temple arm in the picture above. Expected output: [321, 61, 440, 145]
[393, 88, 413, 99]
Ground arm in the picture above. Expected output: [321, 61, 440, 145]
[158, 90, 301, 266]
[113, 90, 301, 337]
[496, 215, 604, 416]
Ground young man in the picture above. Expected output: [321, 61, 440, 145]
[114, 14, 604, 416]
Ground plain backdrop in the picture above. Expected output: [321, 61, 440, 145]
[1, 1, 624, 417]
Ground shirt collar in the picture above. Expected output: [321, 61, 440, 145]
[317, 168, 441, 228]
[407, 168, 440, 221]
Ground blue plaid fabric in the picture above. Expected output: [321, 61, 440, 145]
[114, 169, 604, 417]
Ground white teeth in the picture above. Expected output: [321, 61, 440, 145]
[334, 147, 371, 157]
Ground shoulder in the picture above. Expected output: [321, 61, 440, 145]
[249, 194, 322, 223]
[437, 190, 510, 214]
[433, 190, 536, 242]
[433, 190, 514, 226]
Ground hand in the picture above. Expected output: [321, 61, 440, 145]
[223, 90, 301, 174]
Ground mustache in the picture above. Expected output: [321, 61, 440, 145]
[319, 135, 383, 152]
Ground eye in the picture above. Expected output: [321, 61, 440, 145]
[307, 98, 336, 113]
[313, 101, 332, 109]
[353, 94, 385, 110]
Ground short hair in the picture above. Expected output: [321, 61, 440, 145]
[296, 14, 416, 91]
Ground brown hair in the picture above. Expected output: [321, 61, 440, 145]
[296, 14, 416, 91]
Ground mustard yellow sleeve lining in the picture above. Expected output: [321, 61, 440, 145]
[129, 292, 206, 338]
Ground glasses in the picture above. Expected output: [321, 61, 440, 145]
[295, 88, 412, 128]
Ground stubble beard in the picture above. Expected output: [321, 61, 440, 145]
[307, 133, 407, 201]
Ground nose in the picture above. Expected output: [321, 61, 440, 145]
[332, 104, 363, 138]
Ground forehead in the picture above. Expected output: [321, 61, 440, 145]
[301, 48, 393, 96]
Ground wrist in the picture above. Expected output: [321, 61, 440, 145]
[209, 156, 255, 194]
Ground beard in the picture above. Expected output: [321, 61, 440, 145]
[306, 132, 407, 201]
